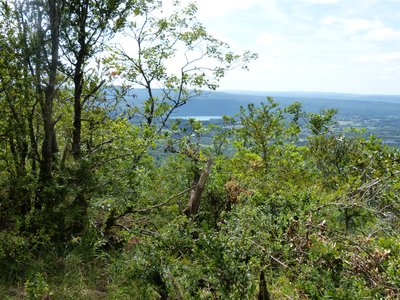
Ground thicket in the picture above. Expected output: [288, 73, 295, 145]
[1, 0, 399, 299]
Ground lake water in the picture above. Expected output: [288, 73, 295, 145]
[170, 116, 223, 121]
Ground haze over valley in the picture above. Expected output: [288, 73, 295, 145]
[123, 89, 400, 147]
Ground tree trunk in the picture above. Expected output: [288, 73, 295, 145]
[153, 270, 168, 300]
[71, 0, 89, 160]
[257, 270, 270, 300]
[39, 0, 61, 185]
[183, 159, 212, 216]
[72, 73, 83, 159]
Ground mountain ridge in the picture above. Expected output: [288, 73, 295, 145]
[111, 87, 400, 118]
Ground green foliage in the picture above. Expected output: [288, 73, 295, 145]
[308, 108, 338, 135]
[104, 0, 256, 131]
[24, 273, 50, 300]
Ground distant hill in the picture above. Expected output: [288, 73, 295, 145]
[169, 90, 400, 118]
[112, 88, 400, 118]
[225, 90, 400, 104]
[110, 88, 400, 146]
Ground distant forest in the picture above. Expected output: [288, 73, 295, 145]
[122, 89, 400, 147]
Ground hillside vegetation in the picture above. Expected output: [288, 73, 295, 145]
[1, 0, 399, 299]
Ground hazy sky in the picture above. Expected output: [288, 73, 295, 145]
[192, 0, 400, 95]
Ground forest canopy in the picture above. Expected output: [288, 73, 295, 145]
[0, 0, 399, 299]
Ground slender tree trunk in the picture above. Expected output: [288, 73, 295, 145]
[153, 271, 168, 300]
[257, 270, 270, 300]
[72, 73, 83, 159]
[71, 0, 88, 160]
[39, 0, 61, 184]
[69, 0, 91, 236]
[28, 101, 39, 175]
[184, 159, 212, 216]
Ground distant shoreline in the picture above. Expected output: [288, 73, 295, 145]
[170, 116, 223, 121]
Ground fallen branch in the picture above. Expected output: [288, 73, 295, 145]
[104, 187, 192, 233]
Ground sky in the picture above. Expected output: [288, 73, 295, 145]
[189, 0, 400, 95]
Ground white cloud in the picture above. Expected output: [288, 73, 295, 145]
[322, 17, 379, 33]
[353, 52, 400, 63]
[365, 27, 400, 41]
[322, 16, 400, 41]
[343, 19, 379, 33]
[303, 0, 339, 4]
[183, 0, 400, 94]
[195, 0, 258, 19]
[256, 32, 282, 46]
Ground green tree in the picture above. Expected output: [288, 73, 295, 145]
[60, 0, 135, 160]
[0, 0, 138, 246]
[106, 0, 256, 132]
[100, 0, 256, 230]
[0, 0, 37, 217]
[234, 98, 303, 171]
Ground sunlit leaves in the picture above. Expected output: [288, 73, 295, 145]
[105, 0, 256, 131]
[308, 108, 338, 135]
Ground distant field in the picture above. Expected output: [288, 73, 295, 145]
[172, 90, 400, 147]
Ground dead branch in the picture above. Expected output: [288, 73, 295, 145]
[183, 158, 212, 216]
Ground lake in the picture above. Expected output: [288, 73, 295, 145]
[170, 116, 223, 121]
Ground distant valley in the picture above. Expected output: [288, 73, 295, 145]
[171, 90, 400, 118]
[119, 89, 400, 147]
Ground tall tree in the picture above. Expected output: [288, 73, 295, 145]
[61, 0, 134, 160]
[101, 0, 257, 230]
[39, 0, 63, 185]
[59, 0, 135, 235]
[0, 0, 36, 216]
[107, 0, 256, 133]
